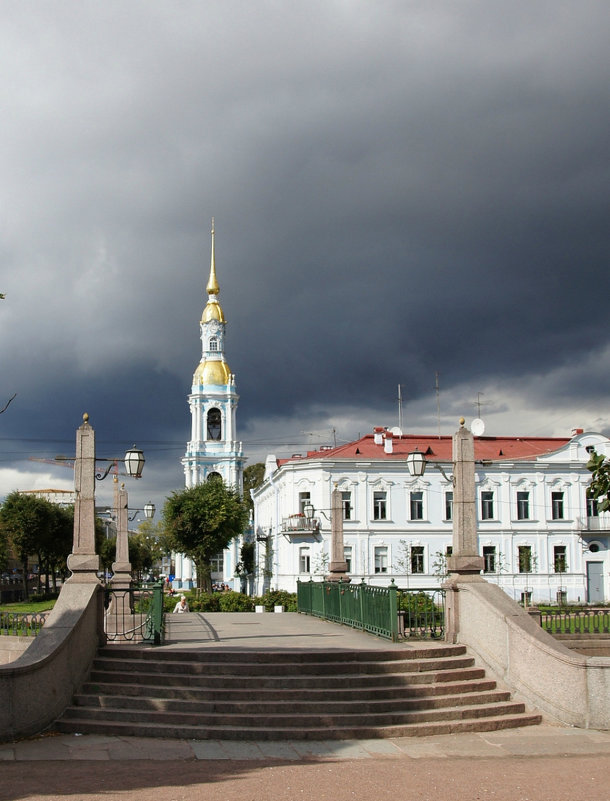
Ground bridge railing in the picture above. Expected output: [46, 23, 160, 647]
[104, 583, 165, 644]
[0, 611, 48, 637]
[297, 579, 445, 642]
[540, 608, 610, 636]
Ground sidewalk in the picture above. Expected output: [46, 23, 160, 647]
[1, 724, 610, 762]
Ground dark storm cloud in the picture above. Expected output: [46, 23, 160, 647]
[1, 1, 609, 512]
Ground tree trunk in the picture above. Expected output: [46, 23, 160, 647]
[197, 561, 213, 594]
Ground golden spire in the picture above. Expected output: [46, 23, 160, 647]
[206, 217, 220, 296]
[201, 217, 226, 323]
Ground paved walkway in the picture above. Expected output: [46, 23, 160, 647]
[1, 723, 610, 762]
[161, 610, 416, 651]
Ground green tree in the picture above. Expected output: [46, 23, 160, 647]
[137, 518, 172, 568]
[163, 479, 249, 593]
[38, 504, 73, 591]
[243, 462, 265, 511]
[587, 450, 610, 512]
[98, 535, 116, 579]
[0, 519, 8, 572]
[0, 492, 52, 599]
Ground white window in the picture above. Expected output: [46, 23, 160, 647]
[410, 491, 423, 521]
[373, 491, 387, 521]
[552, 491, 564, 520]
[209, 337, 218, 351]
[299, 492, 311, 515]
[374, 546, 388, 573]
[517, 491, 530, 520]
[210, 552, 223, 573]
[344, 546, 352, 573]
[518, 545, 532, 573]
[299, 547, 311, 574]
[445, 491, 453, 521]
[342, 491, 352, 521]
[553, 545, 567, 573]
[483, 546, 496, 573]
[481, 491, 494, 520]
[587, 498, 598, 518]
[410, 546, 425, 574]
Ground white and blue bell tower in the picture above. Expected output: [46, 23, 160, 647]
[182, 220, 245, 491]
[176, 221, 245, 589]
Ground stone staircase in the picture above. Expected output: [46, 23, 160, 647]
[54, 643, 541, 740]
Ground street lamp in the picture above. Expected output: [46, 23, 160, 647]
[405, 448, 426, 478]
[406, 448, 454, 483]
[127, 502, 156, 522]
[124, 446, 145, 479]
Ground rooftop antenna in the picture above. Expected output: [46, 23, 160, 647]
[472, 391, 488, 437]
[435, 372, 441, 438]
[397, 384, 403, 431]
[475, 391, 485, 417]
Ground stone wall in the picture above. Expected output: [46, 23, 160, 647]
[0, 636, 31, 665]
[0, 583, 103, 741]
[451, 578, 610, 730]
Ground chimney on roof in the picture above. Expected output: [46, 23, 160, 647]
[384, 431, 394, 454]
[572, 428, 584, 435]
[374, 427, 384, 446]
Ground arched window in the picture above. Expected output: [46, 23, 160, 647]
[207, 471, 222, 482]
[207, 408, 222, 440]
[209, 337, 218, 351]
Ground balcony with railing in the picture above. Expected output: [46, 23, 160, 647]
[281, 512, 321, 540]
[579, 511, 610, 532]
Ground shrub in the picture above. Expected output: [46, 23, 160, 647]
[218, 591, 254, 612]
[189, 592, 220, 612]
[257, 589, 298, 612]
[397, 591, 438, 616]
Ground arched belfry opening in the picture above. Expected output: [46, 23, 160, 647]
[207, 407, 222, 440]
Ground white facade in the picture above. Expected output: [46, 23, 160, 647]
[252, 427, 610, 604]
[174, 223, 245, 589]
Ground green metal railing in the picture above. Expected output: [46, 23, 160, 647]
[104, 583, 165, 644]
[297, 579, 445, 642]
[397, 588, 445, 639]
[541, 608, 610, 636]
[0, 611, 48, 637]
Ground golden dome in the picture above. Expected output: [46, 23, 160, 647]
[201, 299, 226, 323]
[194, 359, 232, 386]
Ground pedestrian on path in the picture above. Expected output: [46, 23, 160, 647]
[173, 595, 189, 613]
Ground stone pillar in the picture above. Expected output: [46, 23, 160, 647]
[110, 480, 132, 587]
[447, 420, 484, 576]
[444, 419, 484, 642]
[66, 414, 101, 583]
[326, 483, 350, 582]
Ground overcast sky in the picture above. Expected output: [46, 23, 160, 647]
[1, 1, 609, 517]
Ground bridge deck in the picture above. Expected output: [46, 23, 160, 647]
[159, 611, 421, 651]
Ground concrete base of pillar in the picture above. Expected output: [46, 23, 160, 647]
[447, 554, 484, 574]
[66, 553, 101, 583]
[325, 563, 351, 583]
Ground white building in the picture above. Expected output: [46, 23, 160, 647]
[173, 222, 245, 589]
[252, 425, 610, 604]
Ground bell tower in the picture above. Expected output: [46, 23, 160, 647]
[182, 220, 245, 491]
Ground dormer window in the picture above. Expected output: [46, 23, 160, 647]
[207, 408, 222, 440]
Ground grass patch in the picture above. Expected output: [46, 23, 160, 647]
[0, 599, 56, 614]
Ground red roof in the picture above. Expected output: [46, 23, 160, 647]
[278, 432, 571, 466]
